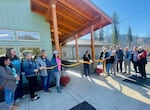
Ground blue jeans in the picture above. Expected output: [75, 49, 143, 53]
[4, 88, 15, 107]
[54, 71, 61, 87]
[40, 76, 48, 91]
[47, 73, 54, 87]
[83, 64, 90, 76]
[106, 63, 111, 75]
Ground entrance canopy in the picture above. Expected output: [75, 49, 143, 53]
[31, 0, 112, 44]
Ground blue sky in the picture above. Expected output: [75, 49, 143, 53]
[87, 0, 150, 38]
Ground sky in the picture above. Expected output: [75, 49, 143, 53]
[82, 0, 150, 39]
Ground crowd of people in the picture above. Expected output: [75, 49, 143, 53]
[83, 45, 148, 79]
[0, 48, 62, 110]
[0, 46, 148, 110]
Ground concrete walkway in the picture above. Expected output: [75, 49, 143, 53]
[0, 65, 150, 110]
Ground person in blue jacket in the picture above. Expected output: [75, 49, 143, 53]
[22, 52, 40, 101]
[6, 48, 23, 103]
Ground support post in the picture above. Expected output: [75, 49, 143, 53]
[75, 34, 79, 62]
[91, 25, 95, 62]
[51, 0, 60, 53]
[59, 43, 62, 58]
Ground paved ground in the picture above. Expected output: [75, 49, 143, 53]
[0, 63, 150, 110]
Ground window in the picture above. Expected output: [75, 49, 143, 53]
[16, 31, 40, 41]
[0, 46, 16, 57]
[63, 51, 67, 57]
[0, 29, 15, 41]
[19, 47, 40, 58]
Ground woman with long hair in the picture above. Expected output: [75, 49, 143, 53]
[0, 56, 20, 110]
[6, 48, 23, 102]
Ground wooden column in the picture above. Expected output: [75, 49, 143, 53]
[91, 25, 95, 62]
[59, 43, 62, 58]
[51, 0, 60, 53]
[75, 34, 79, 62]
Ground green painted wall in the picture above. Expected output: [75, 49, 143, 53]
[0, 0, 52, 58]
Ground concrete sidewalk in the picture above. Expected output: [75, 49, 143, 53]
[0, 68, 150, 110]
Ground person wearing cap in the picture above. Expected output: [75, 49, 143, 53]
[137, 46, 147, 79]
[36, 50, 52, 92]
[50, 50, 62, 93]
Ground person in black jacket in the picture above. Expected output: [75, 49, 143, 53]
[137, 46, 147, 79]
[83, 50, 91, 77]
[116, 46, 124, 73]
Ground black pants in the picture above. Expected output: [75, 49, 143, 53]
[26, 76, 37, 98]
[83, 64, 90, 76]
[132, 61, 139, 73]
[15, 75, 23, 100]
[138, 63, 146, 78]
[117, 61, 122, 72]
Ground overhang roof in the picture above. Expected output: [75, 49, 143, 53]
[31, 0, 112, 44]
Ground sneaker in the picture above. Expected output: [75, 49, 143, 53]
[57, 89, 62, 93]
[9, 105, 19, 110]
[60, 86, 63, 89]
[31, 96, 40, 101]
[142, 76, 147, 79]
[137, 73, 141, 77]
[87, 76, 90, 78]
[44, 89, 51, 93]
[56, 87, 62, 93]
[13, 103, 20, 106]
[15, 99, 21, 103]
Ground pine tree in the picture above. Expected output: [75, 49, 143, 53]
[94, 31, 98, 40]
[112, 12, 119, 45]
[98, 28, 104, 41]
[127, 26, 133, 49]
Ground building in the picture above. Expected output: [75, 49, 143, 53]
[0, 0, 112, 102]
[62, 39, 114, 60]
[0, 0, 52, 58]
[0, 0, 112, 60]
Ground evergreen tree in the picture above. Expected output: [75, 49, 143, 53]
[127, 26, 133, 49]
[94, 31, 98, 40]
[112, 12, 119, 45]
[98, 28, 104, 41]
